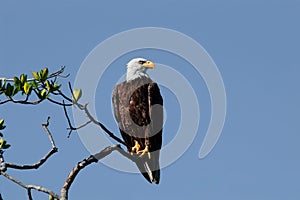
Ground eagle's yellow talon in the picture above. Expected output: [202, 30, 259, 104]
[138, 145, 151, 159]
[131, 140, 140, 154]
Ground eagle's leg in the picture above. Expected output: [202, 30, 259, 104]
[131, 140, 141, 155]
[137, 145, 151, 160]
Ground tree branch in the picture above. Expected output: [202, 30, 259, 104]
[27, 188, 33, 200]
[0, 171, 60, 199]
[66, 82, 126, 146]
[0, 150, 6, 172]
[5, 148, 57, 170]
[62, 100, 92, 138]
[0, 98, 42, 105]
[83, 103, 127, 146]
[0, 66, 67, 82]
[47, 98, 73, 107]
[5, 117, 58, 170]
[60, 144, 138, 200]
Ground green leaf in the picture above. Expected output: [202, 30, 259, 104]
[0, 119, 5, 130]
[0, 80, 6, 90]
[31, 71, 40, 80]
[40, 68, 49, 82]
[2, 143, 11, 149]
[72, 89, 82, 103]
[38, 89, 48, 100]
[0, 137, 10, 149]
[24, 82, 32, 95]
[4, 83, 14, 97]
[45, 80, 51, 92]
[32, 80, 38, 88]
[20, 74, 27, 84]
[41, 89, 47, 96]
[13, 76, 20, 84]
[14, 77, 21, 91]
[43, 68, 49, 78]
[52, 82, 61, 91]
[13, 87, 19, 96]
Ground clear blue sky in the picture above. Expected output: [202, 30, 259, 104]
[1, 0, 300, 199]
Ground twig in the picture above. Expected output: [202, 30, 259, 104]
[83, 104, 126, 146]
[57, 90, 73, 103]
[66, 82, 126, 146]
[0, 66, 67, 82]
[47, 98, 73, 107]
[5, 117, 58, 170]
[42, 116, 56, 148]
[62, 100, 92, 138]
[0, 98, 42, 105]
[0, 171, 60, 199]
[0, 150, 6, 172]
[27, 189, 33, 200]
[5, 148, 57, 170]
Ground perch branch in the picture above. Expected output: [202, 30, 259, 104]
[66, 82, 126, 146]
[60, 145, 135, 200]
[83, 103, 126, 146]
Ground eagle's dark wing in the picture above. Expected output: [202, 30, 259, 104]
[112, 77, 163, 184]
[146, 82, 163, 183]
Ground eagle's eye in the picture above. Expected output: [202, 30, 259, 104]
[138, 60, 147, 65]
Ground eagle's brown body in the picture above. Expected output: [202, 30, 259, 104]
[112, 76, 163, 183]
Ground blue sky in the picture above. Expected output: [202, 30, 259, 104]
[1, 0, 300, 199]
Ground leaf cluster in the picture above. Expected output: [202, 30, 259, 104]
[0, 119, 10, 150]
[0, 67, 61, 102]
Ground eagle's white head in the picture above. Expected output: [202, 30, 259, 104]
[126, 58, 155, 81]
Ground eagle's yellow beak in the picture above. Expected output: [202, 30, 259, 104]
[142, 60, 155, 69]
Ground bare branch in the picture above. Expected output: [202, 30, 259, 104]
[61, 145, 121, 200]
[62, 100, 92, 137]
[83, 103, 126, 146]
[47, 98, 73, 107]
[27, 188, 33, 200]
[0, 150, 6, 172]
[0, 66, 67, 82]
[5, 148, 57, 170]
[42, 116, 56, 148]
[0, 171, 60, 199]
[60, 145, 139, 200]
[5, 117, 58, 170]
[0, 99, 11, 105]
[48, 66, 69, 79]
[0, 97, 42, 105]
[57, 90, 73, 103]
[65, 82, 126, 145]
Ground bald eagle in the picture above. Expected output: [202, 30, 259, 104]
[112, 58, 163, 184]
